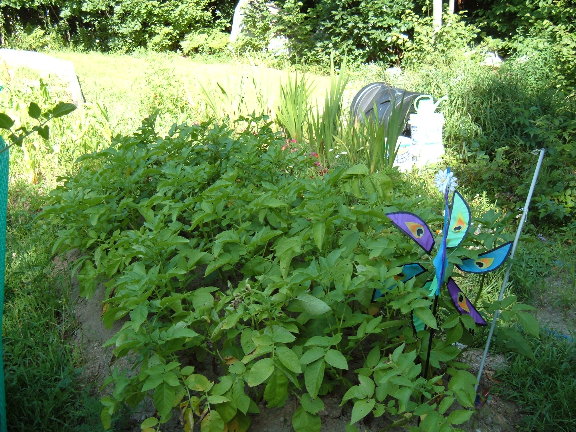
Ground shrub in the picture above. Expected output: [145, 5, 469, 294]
[238, 0, 417, 65]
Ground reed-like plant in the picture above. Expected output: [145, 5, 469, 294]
[275, 72, 313, 144]
[306, 67, 349, 163]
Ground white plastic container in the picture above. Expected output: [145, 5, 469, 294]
[409, 95, 446, 166]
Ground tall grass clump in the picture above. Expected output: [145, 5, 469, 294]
[276, 72, 313, 144]
[306, 68, 348, 163]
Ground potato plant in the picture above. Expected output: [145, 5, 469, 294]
[44, 114, 536, 432]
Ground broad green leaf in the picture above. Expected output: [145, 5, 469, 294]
[343, 164, 369, 176]
[201, 411, 225, 432]
[300, 394, 324, 414]
[192, 288, 215, 311]
[292, 406, 321, 432]
[28, 102, 41, 119]
[357, 375, 375, 399]
[350, 398, 375, 424]
[276, 236, 302, 278]
[414, 308, 438, 329]
[181, 366, 195, 375]
[391, 343, 405, 363]
[165, 325, 199, 340]
[215, 402, 237, 423]
[447, 409, 473, 425]
[498, 327, 535, 359]
[296, 294, 331, 316]
[420, 411, 442, 430]
[304, 358, 325, 399]
[448, 370, 476, 407]
[264, 370, 289, 407]
[0, 113, 14, 129]
[37, 125, 49, 139]
[305, 334, 341, 347]
[276, 346, 302, 373]
[207, 395, 229, 405]
[130, 305, 148, 332]
[153, 383, 176, 420]
[395, 387, 412, 413]
[324, 349, 348, 370]
[141, 417, 158, 428]
[49, 102, 77, 118]
[312, 221, 325, 250]
[245, 358, 274, 387]
[211, 376, 234, 396]
[270, 325, 296, 343]
[186, 374, 213, 392]
[301, 347, 326, 365]
[341, 385, 361, 404]
[516, 311, 540, 337]
[438, 396, 455, 414]
[366, 347, 381, 369]
[275, 236, 302, 257]
[260, 196, 287, 208]
[142, 374, 163, 392]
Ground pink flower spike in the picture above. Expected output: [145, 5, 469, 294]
[310, 152, 319, 158]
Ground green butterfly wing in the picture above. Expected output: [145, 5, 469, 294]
[446, 191, 471, 248]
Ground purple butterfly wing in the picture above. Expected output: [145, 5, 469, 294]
[386, 212, 435, 253]
[447, 278, 487, 326]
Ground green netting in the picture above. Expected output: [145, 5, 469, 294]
[0, 136, 8, 432]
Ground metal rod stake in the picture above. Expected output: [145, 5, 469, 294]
[475, 148, 546, 392]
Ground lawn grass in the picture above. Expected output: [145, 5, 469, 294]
[495, 335, 576, 432]
[3, 182, 103, 431]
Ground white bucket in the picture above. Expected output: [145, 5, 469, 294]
[409, 112, 445, 166]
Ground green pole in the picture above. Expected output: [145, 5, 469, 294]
[0, 135, 8, 431]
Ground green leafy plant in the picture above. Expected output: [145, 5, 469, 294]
[0, 101, 76, 153]
[44, 114, 539, 432]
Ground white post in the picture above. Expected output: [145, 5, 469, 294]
[448, 0, 455, 14]
[433, 0, 443, 30]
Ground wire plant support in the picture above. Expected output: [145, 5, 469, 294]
[475, 148, 546, 393]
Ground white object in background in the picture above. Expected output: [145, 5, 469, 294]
[394, 135, 418, 172]
[409, 95, 446, 167]
[230, 0, 250, 43]
[482, 51, 503, 67]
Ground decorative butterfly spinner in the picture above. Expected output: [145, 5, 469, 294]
[373, 169, 512, 329]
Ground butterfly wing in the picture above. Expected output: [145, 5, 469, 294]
[386, 212, 435, 253]
[456, 242, 512, 274]
[446, 191, 471, 248]
[447, 278, 487, 325]
[373, 263, 426, 300]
